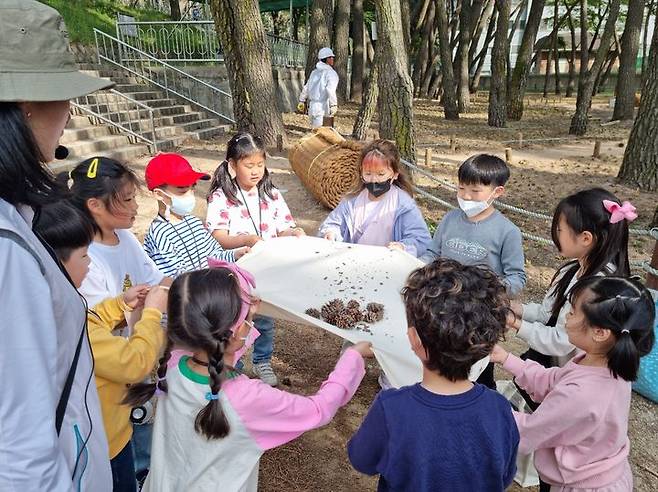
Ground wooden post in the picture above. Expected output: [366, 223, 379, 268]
[647, 240, 658, 290]
[593, 140, 601, 158]
[425, 148, 433, 167]
[518, 132, 523, 148]
[276, 134, 284, 152]
[450, 137, 456, 152]
[505, 147, 513, 164]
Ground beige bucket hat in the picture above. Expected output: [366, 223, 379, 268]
[0, 0, 113, 102]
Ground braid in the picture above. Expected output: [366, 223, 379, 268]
[194, 337, 230, 439]
[123, 339, 173, 406]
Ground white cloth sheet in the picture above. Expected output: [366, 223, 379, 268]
[238, 236, 488, 388]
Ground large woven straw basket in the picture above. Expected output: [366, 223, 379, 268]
[288, 127, 364, 209]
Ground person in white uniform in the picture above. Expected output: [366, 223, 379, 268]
[298, 47, 339, 128]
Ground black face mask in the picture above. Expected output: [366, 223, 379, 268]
[364, 179, 392, 197]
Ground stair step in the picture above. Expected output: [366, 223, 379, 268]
[113, 83, 153, 92]
[115, 90, 165, 101]
[186, 125, 231, 141]
[179, 118, 221, 132]
[65, 135, 135, 156]
[60, 126, 112, 144]
[50, 144, 151, 172]
[153, 134, 190, 151]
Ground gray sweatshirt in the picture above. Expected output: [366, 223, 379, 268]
[420, 208, 526, 295]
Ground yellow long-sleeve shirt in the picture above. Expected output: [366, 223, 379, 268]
[88, 297, 164, 459]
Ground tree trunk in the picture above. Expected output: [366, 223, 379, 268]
[468, 0, 495, 69]
[507, 0, 546, 120]
[566, 6, 577, 97]
[436, 0, 459, 119]
[333, 0, 351, 103]
[374, 0, 417, 162]
[412, 1, 436, 94]
[488, 0, 510, 127]
[456, 0, 472, 112]
[169, 0, 181, 20]
[306, 0, 334, 80]
[292, 8, 302, 41]
[543, 44, 553, 97]
[350, 0, 365, 102]
[652, 205, 658, 228]
[613, 0, 644, 120]
[506, 0, 526, 89]
[642, 1, 655, 75]
[569, 0, 620, 136]
[352, 62, 379, 139]
[552, 0, 561, 95]
[400, 0, 412, 61]
[618, 21, 658, 191]
[470, 7, 497, 93]
[209, 0, 286, 147]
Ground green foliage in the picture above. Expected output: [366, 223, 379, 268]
[426, 218, 437, 235]
[40, 0, 167, 45]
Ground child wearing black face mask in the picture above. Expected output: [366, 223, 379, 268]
[318, 139, 431, 258]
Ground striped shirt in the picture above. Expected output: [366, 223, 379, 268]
[144, 214, 235, 277]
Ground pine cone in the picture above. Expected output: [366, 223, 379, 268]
[305, 308, 321, 319]
[321, 298, 345, 322]
[366, 302, 384, 315]
[346, 300, 361, 311]
[333, 310, 358, 329]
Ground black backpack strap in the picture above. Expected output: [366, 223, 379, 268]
[0, 228, 83, 436]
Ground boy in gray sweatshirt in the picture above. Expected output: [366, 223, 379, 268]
[420, 154, 526, 296]
[420, 154, 526, 389]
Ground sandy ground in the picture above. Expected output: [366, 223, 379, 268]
[126, 96, 657, 491]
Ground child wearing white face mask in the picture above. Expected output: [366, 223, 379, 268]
[419, 154, 526, 389]
[420, 154, 526, 295]
[143, 153, 249, 277]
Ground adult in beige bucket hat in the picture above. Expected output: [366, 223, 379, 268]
[0, 1, 112, 490]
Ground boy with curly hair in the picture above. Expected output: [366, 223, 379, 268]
[348, 259, 519, 491]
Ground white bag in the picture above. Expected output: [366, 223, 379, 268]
[496, 380, 540, 487]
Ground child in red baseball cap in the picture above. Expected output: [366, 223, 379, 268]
[144, 153, 248, 277]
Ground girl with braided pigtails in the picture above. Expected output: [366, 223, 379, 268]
[124, 262, 373, 491]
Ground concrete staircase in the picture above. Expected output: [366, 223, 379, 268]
[54, 65, 232, 171]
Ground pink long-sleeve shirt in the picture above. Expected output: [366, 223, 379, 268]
[504, 353, 632, 489]
[143, 348, 366, 492]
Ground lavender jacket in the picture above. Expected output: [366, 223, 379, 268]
[318, 188, 431, 258]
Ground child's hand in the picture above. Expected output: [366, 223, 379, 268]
[510, 300, 523, 318]
[234, 246, 250, 260]
[506, 312, 521, 332]
[144, 285, 169, 314]
[292, 227, 305, 237]
[387, 242, 405, 251]
[323, 231, 336, 241]
[351, 341, 374, 358]
[123, 284, 150, 310]
[490, 344, 509, 364]
[247, 297, 261, 322]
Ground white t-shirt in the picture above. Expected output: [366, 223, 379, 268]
[80, 229, 164, 319]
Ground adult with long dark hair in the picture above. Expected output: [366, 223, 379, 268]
[0, 1, 113, 489]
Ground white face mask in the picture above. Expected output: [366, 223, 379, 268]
[157, 189, 196, 217]
[457, 191, 496, 218]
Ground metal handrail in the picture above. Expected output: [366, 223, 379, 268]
[72, 88, 158, 152]
[94, 28, 235, 123]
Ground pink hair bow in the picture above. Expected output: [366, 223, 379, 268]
[207, 258, 256, 332]
[602, 200, 638, 224]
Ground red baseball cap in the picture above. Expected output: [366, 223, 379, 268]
[145, 153, 210, 191]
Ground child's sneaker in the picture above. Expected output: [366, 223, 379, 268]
[253, 362, 278, 386]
